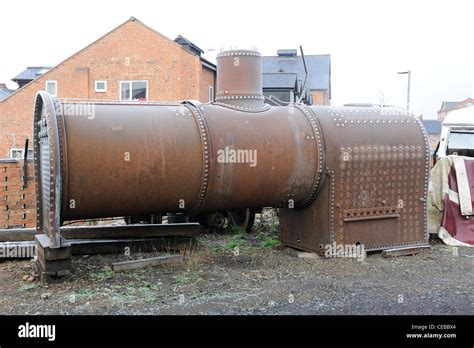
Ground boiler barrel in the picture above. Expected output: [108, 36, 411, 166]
[33, 94, 321, 223]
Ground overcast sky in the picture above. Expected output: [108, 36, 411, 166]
[1, 0, 472, 118]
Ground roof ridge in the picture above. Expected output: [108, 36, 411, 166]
[1, 17, 201, 103]
[1, 18, 137, 102]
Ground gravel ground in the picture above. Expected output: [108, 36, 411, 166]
[0, 232, 472, 315]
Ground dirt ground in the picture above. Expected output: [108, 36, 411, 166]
[0, 223, 473, 315]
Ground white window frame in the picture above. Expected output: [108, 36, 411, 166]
[9, 148, 33, 160]
[95, 80, 107, 93]
[119, 80, 149, 101]
[208, 86, 214, 102]
[45, 80, 57, 97]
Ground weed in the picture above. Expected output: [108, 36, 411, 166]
[225, 239, 245, 250]
[96, 287, 117, 298]
[228, 225, 245, 236]
[145, 295, 157, 304]
[190, 289, 206, 300]
[91, 266, 115, 282]
[175, 270, 199, 286]
[78, 288, 95, 299]
[259, 236, 281, 248]
[18, 283, 39, 292]
[138, 280, 160, 292]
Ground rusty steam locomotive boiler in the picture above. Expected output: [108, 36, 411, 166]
[33, 49, 430, 275]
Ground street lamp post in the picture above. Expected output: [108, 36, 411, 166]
[397, 70, 411, 111]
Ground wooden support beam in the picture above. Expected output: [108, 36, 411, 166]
[0, 241, 35, 258]
[0, 236, 196, 259]
[381, 245, 431, 258]
[111, 254, 183, 272]
[0, 228, 38, 242]
[69, 237, 196, 255]
[35, 234, 71, 260]
[35, 234, 72, 281]
[0, 223, 202, 242]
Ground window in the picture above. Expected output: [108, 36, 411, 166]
[446, 129, 474, 157]
[9, 148, 34, 160]
[45, 80, 57, 96]
[263, 89, 292, 105]
[208, 86, 214, 102]
[120, 81, 148, 101]
[95, 80, 107, 92]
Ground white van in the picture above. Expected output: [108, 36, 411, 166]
[434, 106, 474, 163]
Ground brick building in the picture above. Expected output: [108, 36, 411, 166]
[0, 17, 216, 160]
[262, 49, 331, 105]
[0, 17, 216, 228]
[437, 97, 474, 121]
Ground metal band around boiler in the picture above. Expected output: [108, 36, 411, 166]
[33, 92, 63, 248]
[182, 101, 212, 215]
[52, 98, 69, 224]
[294, 103, 326, 209]
[414, 117, 431, 246]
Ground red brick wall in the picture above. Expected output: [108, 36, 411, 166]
[311, 90, 330, 105]
[0, 161, 35, 228]
[200, 66, 216, 102]
[0, 19, 216, 229]
[0, 18, 215, 158]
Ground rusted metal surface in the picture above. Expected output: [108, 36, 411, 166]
[215, 50, 266, 110]
[280, 106, 430, 253]
[62, 101, 203, 220]
[33, 92, 63, 247]
[33, 49, 430, 255]
[200, 104, 319, 212]
[33, 96, 318, 222]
